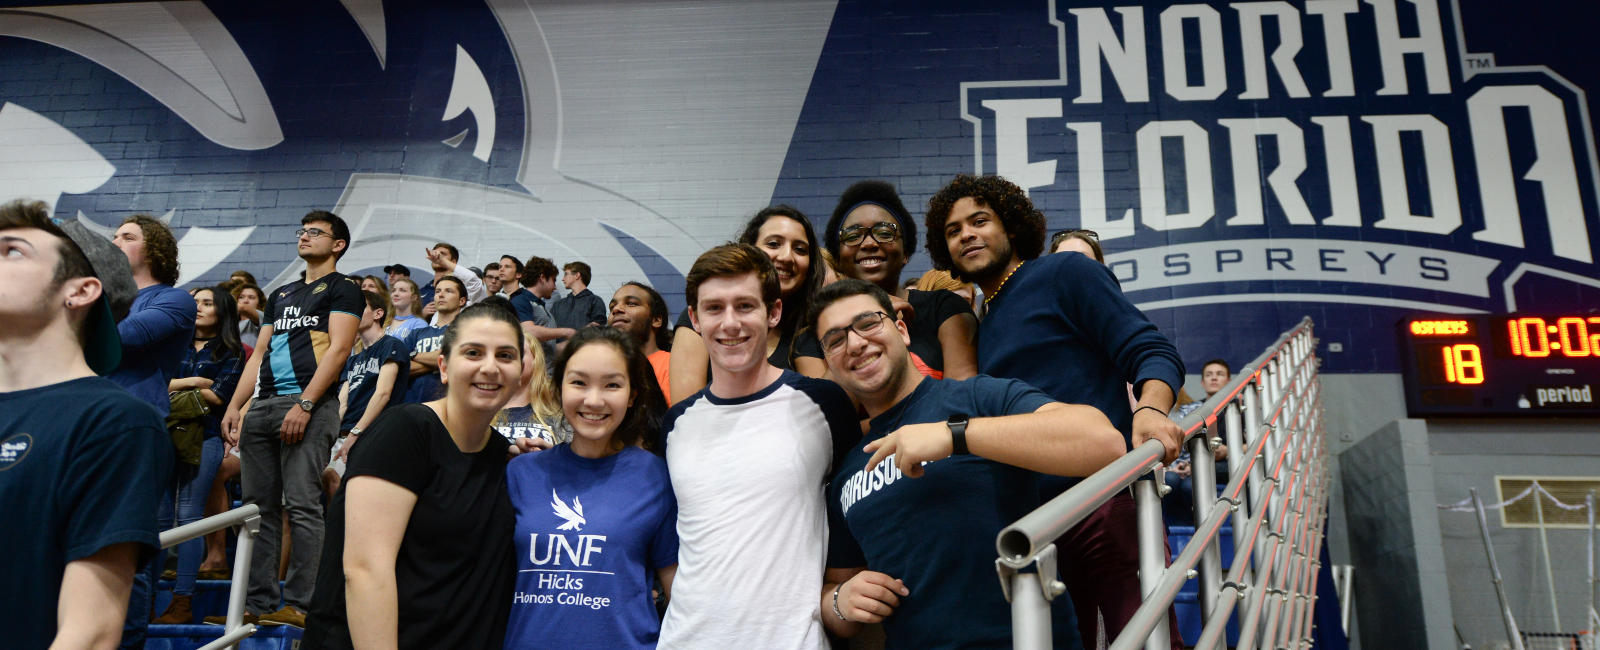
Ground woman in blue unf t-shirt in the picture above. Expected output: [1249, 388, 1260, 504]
[505, 326, 676, 650]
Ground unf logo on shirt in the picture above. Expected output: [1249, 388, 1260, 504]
[0, 433, 33, 471]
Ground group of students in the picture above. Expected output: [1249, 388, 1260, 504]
[2, 171, 1196, 650]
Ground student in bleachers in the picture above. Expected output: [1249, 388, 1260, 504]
[667, 206, 828, 403]
[927, 174, 1186, 649]
[386, 278, 428, 338]
[494, 331, 571, 446]
[402, 275, 466, 404]
[1050, 228, 1105, 262]
[483, 261, 503, 295]
[1165, 359, 1234, 525]
[323, 291, 411, 498]
[0, 201, 172, 650]
[808, 280, 1124, 649]
[151, 286, 246, 625]
[813, 180, 977, 380]
[421, 242, 487, 311]
[656, 244, 859, 650]
[550, 261, 608, 334]
[302, 303, 525, 650]
[504, 326, 676, 650]
[233, 283, 265, 350]
[609, 281, 674, 403]
[517, 256, 572, 362]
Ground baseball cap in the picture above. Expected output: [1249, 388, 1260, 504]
[383, 264, 411, 276]
[58, 219, 138, 375]
[468, 266, 485, 279]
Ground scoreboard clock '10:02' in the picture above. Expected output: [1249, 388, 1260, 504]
[1398, 314, 1600, 416]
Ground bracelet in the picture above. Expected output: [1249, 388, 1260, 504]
[831, 584, 847, 621]
[1133, 405, 1169, 419]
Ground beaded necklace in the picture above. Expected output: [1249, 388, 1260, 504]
[983, 260, 1026, 305]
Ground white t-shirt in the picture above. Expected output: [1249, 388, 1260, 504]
[657, 370, 859, 650]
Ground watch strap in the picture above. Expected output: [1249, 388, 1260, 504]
[948, 414, 970, 455]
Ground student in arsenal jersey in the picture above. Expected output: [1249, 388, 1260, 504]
[220, 210, 362, 627]
[808, 279, 1124, 650]
[655, 244, 859, 650]
[504, 326, 675, 650]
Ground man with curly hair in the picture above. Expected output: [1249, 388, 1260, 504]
[108, 214, 196, 648]
[925, 174, 1187, 649]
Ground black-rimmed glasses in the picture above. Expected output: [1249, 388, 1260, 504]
[839, 222, 901, 247]
[295, 227, 332, 239]
[820, 311, 890, 356]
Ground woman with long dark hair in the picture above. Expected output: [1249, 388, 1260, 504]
[303, 303, 526, 650]
[151, 286, 246, 623]
[504, 326, 674, 650]
[667, 205, 828, 403]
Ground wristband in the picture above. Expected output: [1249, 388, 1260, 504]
[947, 413, 970, 455]
[1133, 405, 1168, 419]
[831, 584, 847, 621]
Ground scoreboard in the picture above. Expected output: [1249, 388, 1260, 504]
[1398, 314, 1600, 417]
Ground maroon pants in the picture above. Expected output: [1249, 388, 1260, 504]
[1056, 491, 1184, 650]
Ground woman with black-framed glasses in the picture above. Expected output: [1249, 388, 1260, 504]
[1049, 229, 1104, 262]
[812, 180, 977, 380]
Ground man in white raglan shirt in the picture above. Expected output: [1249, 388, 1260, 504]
[656, 243, 859, 650]
[420, 242, 486, 323]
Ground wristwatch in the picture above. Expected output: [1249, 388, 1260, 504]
[948, 413, 971, 455]
[298, 398, 315, 413]
[348, 427, 362, 437]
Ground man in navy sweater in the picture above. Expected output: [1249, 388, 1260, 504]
[924, 174, 1186, 649]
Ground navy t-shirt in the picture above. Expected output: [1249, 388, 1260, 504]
[401, 325, 447, 403]
[826, 376, 1082, 650]
[505, 444, 678, 650]
[341, 335, 411, 431]
[494, 406, 570, 445]
[0, 377, 172, 650]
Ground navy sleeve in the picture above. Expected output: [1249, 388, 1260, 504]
[825, 479, 866, 568]
[118, 288, 196, 352]
[383, 337, 410, 368]
[345, 406, 434, 495]
[511, 294, 536, 324]
[63, 406, 172, 564]
[585, 294, 608, 328]
[673, 307, 693, 332]
[967, 375, 1056, 417]
[791, 374, 863, 478]
[330, 277, 364, 318]
[1059, 254, 1186, 398]
[210, 349, 244, 407]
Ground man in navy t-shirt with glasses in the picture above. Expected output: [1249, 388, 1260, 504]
[809, 279, 1125, 650]
[0, 200, 173, 650]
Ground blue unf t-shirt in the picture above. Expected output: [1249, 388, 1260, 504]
[0, 377, 172, 650]
[826, 376, 1083, 650]
[341, 335, 411, 431]
[402, 325, 447, 403]
[505, 444, 678, 650]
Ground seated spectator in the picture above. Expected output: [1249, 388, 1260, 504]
[550, 261, 607, 333]
[809, 280, 1123, 649]
[233, 283, 265, 350]
[302, 304, 526, 650]
[384, 263, 410, 289]
[668, 206, 828, 403]
[230, 269, 257, 286]
[610, 281, 673, 403]
[0, 201, 171, 650]
[494, 331, 571, 446]
[325, 291, 411, 498]
[402, 275, 466, 403]
[483, 261, 503, 295]
[505, 327, 676, 650]
[1164, 359, 1234, 525]
[1050, 229, 1105, 262]
[152, 286, 246, 624]
[814, 180, 976, 380]
[387, 278, 429, 338]
[359, 275, 393, 328]
[421, 242, 487, 317]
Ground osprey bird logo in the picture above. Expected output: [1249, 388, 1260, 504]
[551, 490, 586, 531]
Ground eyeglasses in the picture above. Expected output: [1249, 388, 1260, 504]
[839, 222, 901, 247]
[295, 228, 332, 239]
[820, 311, 889, 357]
[1050, 229, 1098, 248]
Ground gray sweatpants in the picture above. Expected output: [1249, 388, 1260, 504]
[239, 393, 339, 614]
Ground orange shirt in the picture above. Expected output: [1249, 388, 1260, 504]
[648, 349, 672, 403]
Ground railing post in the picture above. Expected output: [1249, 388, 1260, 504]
[1134, 479, 1172, 650]
[1010, 572, 1053, 650]
[1191, 426, 1223, 628]
[225, 512, 262, 650]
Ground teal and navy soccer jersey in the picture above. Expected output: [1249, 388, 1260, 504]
[255, 273, 363, 399]
[402, 325, 448, 403]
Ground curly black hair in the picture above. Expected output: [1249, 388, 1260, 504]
[824, 180, 918, 261]
[923, 174, 1048, 282]
[122, 214, 181, 286]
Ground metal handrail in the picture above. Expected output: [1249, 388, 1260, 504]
[159, 504, 263, 650]
[998, 318, 1329, 650]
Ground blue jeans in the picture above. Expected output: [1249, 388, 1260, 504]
[120, 436, 224, 648]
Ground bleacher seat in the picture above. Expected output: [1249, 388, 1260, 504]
[1166, 524, 1241, 647]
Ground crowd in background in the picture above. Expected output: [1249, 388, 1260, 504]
[2, 173, 1242, 650]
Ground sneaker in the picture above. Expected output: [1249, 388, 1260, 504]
[201, 613, 258, 626]
[257, 606, 306, 628]
[152, 595, 192, 625]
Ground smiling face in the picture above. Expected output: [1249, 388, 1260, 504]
[437, 318, 522, 413]
[690, 272, 781, 375]
[561, 341, 635, 447]
[816, 294, 913, 401]
[608, 284, 659, 345]
[837, 205, 905, 290]
[942, 197, 1014, 284]
[755, 216, 812, 297]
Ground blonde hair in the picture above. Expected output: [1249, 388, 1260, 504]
[915, 268, 970, 293]
[494, 339, 563, 431]
[390, 277, 422, 318]
[362, 275, 393, 328]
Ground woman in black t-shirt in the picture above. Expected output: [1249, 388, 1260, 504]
[818, 180, 978, 379]
[303, 304, 530, 650]
[667, 205, 829, 403]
